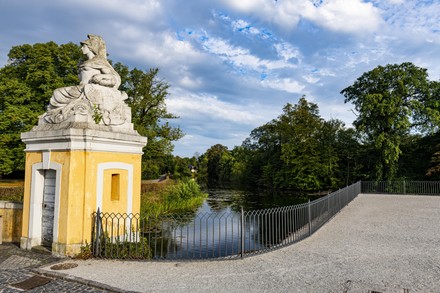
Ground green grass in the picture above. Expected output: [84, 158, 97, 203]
[140, 180, 207, 217]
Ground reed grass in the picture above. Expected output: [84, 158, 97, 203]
[141, 180, 207, 217]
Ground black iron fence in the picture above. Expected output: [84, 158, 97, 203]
[91, 182, 361, 260]
[361, 181, 440, 195]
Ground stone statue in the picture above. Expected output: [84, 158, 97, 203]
[41, 34, 131, 128]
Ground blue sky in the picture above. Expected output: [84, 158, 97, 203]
[1, 0, 440, 157]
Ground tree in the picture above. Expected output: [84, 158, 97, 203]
[114, 65, 184, 179]
[278, 97, 327, 190]
[242, 119, 283, 188]
[203, 144, 229, 185]
[0, 42, 183, 179]
[341, 62, 435, 181]
[0, 42, 82, 176]
[240, 96, 347, 190]
[334, 127, 363, 184]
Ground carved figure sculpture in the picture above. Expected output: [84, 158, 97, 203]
[42, 34, 130, 126]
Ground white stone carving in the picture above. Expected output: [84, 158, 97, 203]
[38, 34, 133, 132]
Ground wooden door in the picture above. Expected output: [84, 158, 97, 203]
[41, 169, 56, 247]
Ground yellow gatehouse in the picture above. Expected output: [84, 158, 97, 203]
[20, 34, 147, 256]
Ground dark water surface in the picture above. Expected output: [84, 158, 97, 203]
[150, 188, 316, 259]
[205, 188, 311, 212]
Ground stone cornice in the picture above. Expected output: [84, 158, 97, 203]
[21, 127, 147, 154]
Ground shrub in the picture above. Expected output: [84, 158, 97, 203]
[0, 186, 24, 202]
[141, 180, 207, 217]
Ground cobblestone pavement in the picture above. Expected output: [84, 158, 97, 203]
[0, 243, 110, 292]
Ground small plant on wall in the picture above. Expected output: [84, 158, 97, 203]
[92, 104, 103, 124]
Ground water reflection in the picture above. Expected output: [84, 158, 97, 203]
[148, 188, 312, 259]
[205, 188, 311, 211]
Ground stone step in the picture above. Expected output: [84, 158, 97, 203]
[31, 245, 52, 255]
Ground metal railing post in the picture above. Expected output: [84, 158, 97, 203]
[327, 195, 330, 218]
[241, 207, 245, 258]
[308, 200, 311, 236]
[0, 215, 2, 245]
[93, 207, 102, 257]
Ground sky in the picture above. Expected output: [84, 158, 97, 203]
[1, 0, 440, 157]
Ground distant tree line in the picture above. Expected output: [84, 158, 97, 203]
[196, 63, 440, 191]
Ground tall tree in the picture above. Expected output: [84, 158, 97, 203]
[204, 144, 229, 185]
[113, 65, 184, 179]
[0, 42, 182, 179]
[278, 97, 326, 190]
[0, 42, 82, 176]
[242, 119, 283, 188]
[341, 62, 435, 181]
[240, 96, 345, 190]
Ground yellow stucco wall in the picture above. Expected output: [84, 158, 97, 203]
[22, 150, 142, 255]
[21, 152, 42, 241]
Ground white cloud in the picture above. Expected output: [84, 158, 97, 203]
[223, 0, 383, 34]
[274, 42, 302, 63]
[167, 92, 263, 125]
[179, 74, 203, 89]
[64, 0, 162, 23]
[202, 36, 249, 58]
[198, 35, 297, 75]
[319, 100, 357, 127]
[386, 0, 404, 4]
[306, 0, 383, 33]
[302, 74, 320, 84]
[116, 31, 206, 68]
[222, 0, 276, 15]
[261, 77, 305, 94]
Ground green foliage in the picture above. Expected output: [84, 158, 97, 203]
[0, 42, 83, 176]
[198, 96, 362, 191]
[167, 155, 197, 180]
[278, 98, 326, 190]
[141, 180, 207, 217]
[94, 234, 152, 259]
[92, 104, 103, 124]
[0, 42, 183, 179]
[197, 62, 440, 188]
[240, 97, 357, 190]
[341, 62, 436, 181]
[114, 65, 184, 179]
[397, 134, 439, 180]
[0, 186, 24, 201]
[75, 241, 93, 259]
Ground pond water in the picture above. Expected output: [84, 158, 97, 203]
[204, 188, 312, 212]
[148, 188, 317, 259]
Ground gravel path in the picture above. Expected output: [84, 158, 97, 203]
[40, 194, 440, 292]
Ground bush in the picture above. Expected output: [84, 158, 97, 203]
[0, 186, 24, 202]
[141, 180, 207, 217]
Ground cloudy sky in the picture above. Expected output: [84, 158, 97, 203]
[1, 0, 440, 157]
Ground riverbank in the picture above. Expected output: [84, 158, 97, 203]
[35, 193, 440, 292]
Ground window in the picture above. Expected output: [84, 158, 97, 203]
[111, 174, 120, 201]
